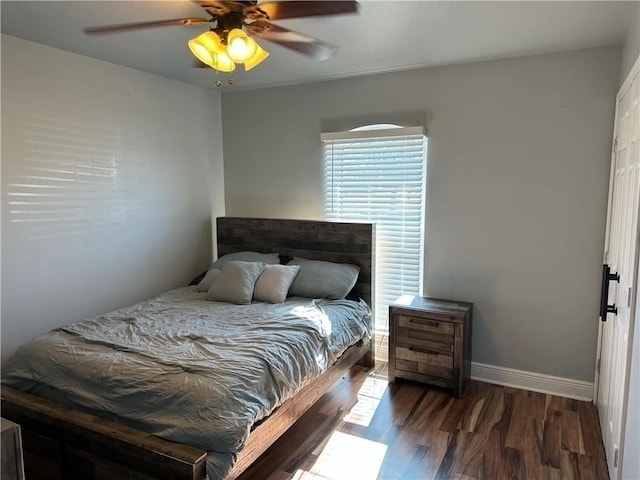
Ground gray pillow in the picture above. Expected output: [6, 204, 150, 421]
[253, 265, 301, 304]
[210, 251, 280, 270]
[287, 257, 360, 300]
[196, 268, 221, 292]
[207, 261, 266, 304]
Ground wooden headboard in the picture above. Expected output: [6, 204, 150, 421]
[216, 217, 375, 309]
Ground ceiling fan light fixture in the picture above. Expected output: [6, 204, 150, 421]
[244, 43, 270, 71]
[87, 1, 357, 79]
[188, 31, 224, 67]
[211, 51, 236, 72]
[227, 29, 257, 63]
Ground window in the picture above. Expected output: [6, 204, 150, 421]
[322, 125, 426, 355]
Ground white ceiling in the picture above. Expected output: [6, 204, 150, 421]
[1, 1, 637, 91]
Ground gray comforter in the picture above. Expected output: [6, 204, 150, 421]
[2, 286, 371, 479]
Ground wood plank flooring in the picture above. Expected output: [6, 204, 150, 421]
[238, 364, 608, 480]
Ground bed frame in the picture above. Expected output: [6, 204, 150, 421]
[1, 217, 375, 480]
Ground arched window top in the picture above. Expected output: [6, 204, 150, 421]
[322, 124, 424, 142]
[350, 124, 402, 132]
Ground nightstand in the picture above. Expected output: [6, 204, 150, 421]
[1, 418, 25, 480]
[388, 295, 473, 398]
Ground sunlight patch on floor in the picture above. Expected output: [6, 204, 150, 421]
[343, 373, 388, 427]
[292, 431, 387, 480]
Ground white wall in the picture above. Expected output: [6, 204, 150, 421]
[222, 47, 620, 382]
[1, 35, 225, 363]
[620, 2, 639, 85]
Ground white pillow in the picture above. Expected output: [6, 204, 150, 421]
[253, 265, 301, 304]
[210, 251, 280, 270]
[287, 257, 360, 300]
[207, 261, 266, 305]
[196, 268, 221, 292]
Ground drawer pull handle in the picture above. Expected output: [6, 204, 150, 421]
[408, 319, 440, 328]
[409, 346, 440, 356]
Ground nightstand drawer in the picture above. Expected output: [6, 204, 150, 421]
[398, 315, 454, 335]
[396, 325, 453, 353]
[394, 369, 453, 389]
[396, 345, 453, 379]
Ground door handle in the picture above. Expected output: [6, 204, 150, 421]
[600, 264, 620, 321]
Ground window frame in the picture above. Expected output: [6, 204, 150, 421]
[321, 124, 427, 336]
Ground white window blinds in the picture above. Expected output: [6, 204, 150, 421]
[322, 126, 426, 334]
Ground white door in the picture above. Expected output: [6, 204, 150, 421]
[597, 62, 640, 479]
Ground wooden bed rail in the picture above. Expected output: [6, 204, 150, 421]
[1, 339, 371, 480]
[1, 386, 207, 480]
[231, 339, 370, 479]
[1, 339, 370, 480]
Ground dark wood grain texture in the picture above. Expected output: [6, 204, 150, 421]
[1, 386, 207, 480]
[240, 365, 609, 480]
[388, 295, 473, 398]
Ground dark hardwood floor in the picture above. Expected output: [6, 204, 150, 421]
[239, 363, 608, 480]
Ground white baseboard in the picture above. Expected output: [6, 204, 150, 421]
[471, 362, 594, 401]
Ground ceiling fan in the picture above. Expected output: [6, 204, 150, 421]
[84, 1, 359, 80]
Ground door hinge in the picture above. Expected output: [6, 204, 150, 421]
[614, 448, 619, 468]
[613, 137, 618, 156]
[596, 358, 601, 374]
[628, 287, 633, 308]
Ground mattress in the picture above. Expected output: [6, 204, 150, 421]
[2, 286, 371, 479]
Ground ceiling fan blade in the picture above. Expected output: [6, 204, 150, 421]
[247, 1, 358, 20]
[193, 1, 234, 17]
[84, 18, 211, 35]
[256, 22, 337, 60]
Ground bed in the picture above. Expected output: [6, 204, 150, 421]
[1, 217, 375, 480]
